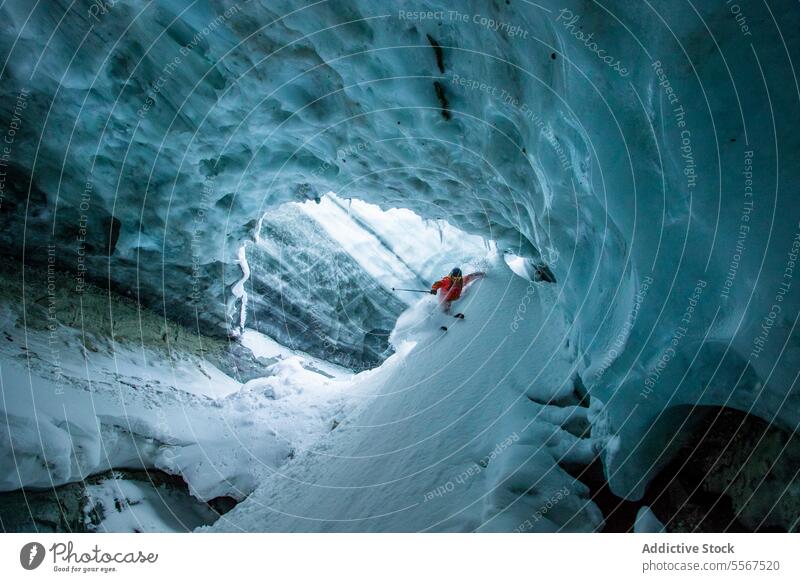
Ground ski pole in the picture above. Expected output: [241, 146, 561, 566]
[392, 287, 432, 293]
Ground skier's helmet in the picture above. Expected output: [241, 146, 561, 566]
[450, 267, 463, 278]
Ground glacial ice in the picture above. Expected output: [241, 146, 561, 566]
[1, 0, 799, 531]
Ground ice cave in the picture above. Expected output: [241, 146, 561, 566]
[1, 0, 799, 533]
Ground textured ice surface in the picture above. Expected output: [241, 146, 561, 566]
[634, 506, 665, 533]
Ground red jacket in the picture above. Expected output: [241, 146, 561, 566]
[431, 272, 484, 302]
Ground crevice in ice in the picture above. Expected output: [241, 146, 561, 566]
[432, 81, 452, 120]
[426, 34, 445, 73]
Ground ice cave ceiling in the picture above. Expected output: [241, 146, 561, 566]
[2, 0, 800, 519]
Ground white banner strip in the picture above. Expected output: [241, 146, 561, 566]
[1, 533, 797, 581]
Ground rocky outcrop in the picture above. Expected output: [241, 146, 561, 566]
[0, 469, 233, 533]
[643, 407, 800, 532]
[248, 203, 404, 368]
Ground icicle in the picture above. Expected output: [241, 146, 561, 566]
[254, 210, 268, 245]
[232, 244, 251, 332]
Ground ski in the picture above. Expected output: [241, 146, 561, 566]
[441, 314, 465, 332]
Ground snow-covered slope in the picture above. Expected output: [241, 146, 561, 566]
[211, 255, 603, 532]
[0, 265, 358, 504]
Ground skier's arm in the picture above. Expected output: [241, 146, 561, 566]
[430, 279, 444, 293]
[464, 272, 485, 284]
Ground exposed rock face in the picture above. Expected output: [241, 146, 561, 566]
[0, 481, 86, 533]
[0, 257, 268, 383]
[248, 203, 405, 368]
[0, 469, 229, 533]
[0, 259, 297, 498]
[645, 407, 800, 532]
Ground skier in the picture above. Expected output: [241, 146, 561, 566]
[430, 267, 485, 314]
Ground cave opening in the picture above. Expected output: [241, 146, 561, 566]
[591, 406, 800, 533]
[239, 191, 489, 371]
[0, 469, 236, 533]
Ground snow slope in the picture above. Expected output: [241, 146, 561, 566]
[211, 255, 603, 532]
